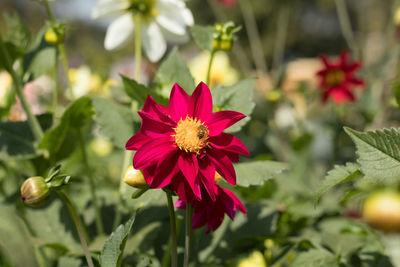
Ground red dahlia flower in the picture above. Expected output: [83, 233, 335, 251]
[316, 50, 364, 104]
[217, 0, 235, 8]
[125, 82, 249, 201]
[175, 183, 246, 233]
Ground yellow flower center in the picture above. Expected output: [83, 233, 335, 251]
[325, 70, 345, 86]
[127, 0, 158, 20]
[174, 116, 209, 154]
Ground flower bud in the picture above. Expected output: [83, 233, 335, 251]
[212, 22, 240, 52]
[123, 166, 148, 188]
[21, 176, 50, 207]
[215, 172, 222, 184]
[45, 28, 63, 45]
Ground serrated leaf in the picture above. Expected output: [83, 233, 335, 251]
[91, 96, 135, 148]
[235, 160, 287, 187]
[212, 79, 256, 133]
[39, 97, 93, 161]
[191, 25, 215, 51]
[344, 127, 400, 183]
[314, 163, 361, 206]
[100, 213, 136, 267]
[155, 48, 195, 94]
[290, 249, 339, 267]
[0, 114, 52, 159]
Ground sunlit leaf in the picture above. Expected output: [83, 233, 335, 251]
[290, 249, 339, 267]
[191, 25, 215, 51]
[235, 160, 287, 187]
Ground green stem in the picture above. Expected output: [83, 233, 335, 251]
[78, 130, 104, 234]
[56, 191, 94, 267]
[0, 35, 44, 141]
[43, 0, 55, 21]
[166, 191, 177, 267]
[334, 0, 357, 55]
[57, 44, 75, 99]
[237, 0, 268, 73]
[183, 203, 193, 267]
[206, 49, 216, 86]
[114, 14, 143, 228]
[52, 48, 59, 123]
[272, 6, 290, 72]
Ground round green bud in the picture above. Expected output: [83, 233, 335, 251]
[21, 176, 50, 207]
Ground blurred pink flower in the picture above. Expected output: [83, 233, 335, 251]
[217, 0, 236, 8]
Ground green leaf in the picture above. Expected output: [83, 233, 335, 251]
[155, 48, 195, 94]
[212, 79, 256, 133]
[100, 213, 136, 267]
[121, 76, 166, 107]
[91, 96, 135, 148]
[191, 25, 215, 51]
[234, 160, 288, 187]
[290, 249, 339, 267]
[57, 256, 82, 267]
[39, 97, 94, 161]
[314, 163, 361, 206]
[0, 114, 52, 159]
[344, 127, 400, 183]
[4, 13, 30, 49]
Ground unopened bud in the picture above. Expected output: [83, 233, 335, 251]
[45, 28, 63, 45]
[212, 22, 240, 52]
[123, 166, 148, 188]
[215, 172, 222, 184]
[21, 176, 50, 207]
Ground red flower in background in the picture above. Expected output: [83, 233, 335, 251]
[217, 0, 235, 8]
[125, 82, 249, 202]
[176, 183, 246, 233]
[316, 50, 364, 104]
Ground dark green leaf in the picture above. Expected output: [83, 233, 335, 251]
[91, 96, 135, 148]
[235, 160, 288, 187]
[121, 76, 166, 107]
[39, 97, 94, 161]
[212, 79, 256, 132]
[4, 13, 30, 49]
[24, 47, 56, 81]
[191, 25, 215, 51]
[0, 114, 52, 159]
[155, 48, 195, 94]
[344, 127, 400, 183]
[100, 213, 136, 267]
[314, 163, 361, 206]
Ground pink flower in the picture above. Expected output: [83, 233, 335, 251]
[125, 82, 249, 201]
[176, 183, 247, 233]
[217, 0, 236, 8]
[316, 50, 365, 104]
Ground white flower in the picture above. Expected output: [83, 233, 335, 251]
[92, 0, 194, 62]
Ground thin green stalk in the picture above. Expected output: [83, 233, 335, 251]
[57, 44, 74, 99]
[0, 36, 44, 141]
[166, 191, 177, 267]
[56, 191, 94, 267]
[237, 0, 268, 73]
[43, 0, 55, 21]
[206, 49, 216, 86]
[272, 7, 290, 72]
[334, 0, 357, 55]
[78, 131, 104, 234]
[183, 203, 193, 267]
[114, 14, 143, 229]
[52, 49, 59, 123]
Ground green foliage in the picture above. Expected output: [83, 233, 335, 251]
[314, 163, 361, 205]
[100, 213, 136, 267]
[155, 48, 195, 94]
[191, 25, 215, 51]
[290, 249, 339, 267]
[212, 79, 256, 132]
[58, 256, 82, 267]
[39, 97, 94, 161]
[91, 96, 135, 148]
[121, 76, 166, 107]
[4, 13, 30, 50]
[235, 160, 288, 187]
[0, 114, 52, 159]
[344, 127, 400, 183]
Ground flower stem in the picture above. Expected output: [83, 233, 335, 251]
[52, 48, 59, 123]
[78, 130, 104, 234]
[206, 49, 216, 86]
[56, 190, 94, 267]
[334, 0, 357, 55]
[166, 190, 177, 267]
[183, 203, 193, 267]
[114, 14, 143, 229]
[0, 35, 44, 141]
[237, 0, 268, 73]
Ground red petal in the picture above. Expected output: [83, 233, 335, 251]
[125, 132, 148, 150]
[208, 149, 236, 185]
[143, 95, 174, 125]
[139, 111, 175, 138]
[178, 153, 201, 199]
[133, 139, 176, 169]
[169, 83, 189, 121]
[206, 110, 246, 136]
[209, 133, 250, 156]
[150, 151, 180, 188]
[188, 82, 213, 122]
